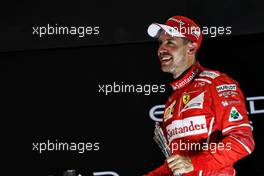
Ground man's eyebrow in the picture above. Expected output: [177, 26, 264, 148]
[158, 38, 176, 43]
[158, 38, 168, 42]
[167, 39, 177, 43]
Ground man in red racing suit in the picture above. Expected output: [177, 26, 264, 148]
[145, 16, 255, 176]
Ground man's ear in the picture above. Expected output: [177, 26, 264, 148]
[187, 42, 198, 55]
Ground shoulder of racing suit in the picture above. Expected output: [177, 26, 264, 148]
[194, 68, 239, 88]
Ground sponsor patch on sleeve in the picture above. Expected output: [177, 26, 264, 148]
[218, 91, 238, 98]
[228, 106, 243, 122]
[199, 71, 220, 79]
[216, 84, 237, 92]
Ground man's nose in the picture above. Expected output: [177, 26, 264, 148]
[158, 44, 167, 55]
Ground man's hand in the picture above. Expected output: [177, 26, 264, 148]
[166, 155, 194, 175]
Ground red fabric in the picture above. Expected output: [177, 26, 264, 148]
[146, 62, 255, 176]
[145, 162, 172, 176]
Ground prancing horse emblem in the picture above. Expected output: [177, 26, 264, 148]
[183, 94, 190, 105]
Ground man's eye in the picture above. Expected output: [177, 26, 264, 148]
[158, 40, 176, 46]
[167, 41, 175, 45]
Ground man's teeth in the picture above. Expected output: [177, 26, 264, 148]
[161, 56, 172, 61]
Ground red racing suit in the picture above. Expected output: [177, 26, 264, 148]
[146, 62, 255, 176]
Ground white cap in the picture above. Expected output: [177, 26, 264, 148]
[147, 23, 185, 38]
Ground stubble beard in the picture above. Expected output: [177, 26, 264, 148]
[161, 53, 185, 78]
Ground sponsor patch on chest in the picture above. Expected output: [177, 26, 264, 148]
[166, 115, 208, 144]
[181, 92, 205, 113]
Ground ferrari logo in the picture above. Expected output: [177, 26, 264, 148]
[183, 94, 190, 105]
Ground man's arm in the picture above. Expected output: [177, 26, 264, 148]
[190, 76, 255, 171]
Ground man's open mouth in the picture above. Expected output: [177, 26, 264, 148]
[160, 55, 172, 64]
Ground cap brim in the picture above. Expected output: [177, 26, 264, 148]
[147, 23, 185, 38]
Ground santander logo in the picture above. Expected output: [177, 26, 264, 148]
[166, 115, 208, 144]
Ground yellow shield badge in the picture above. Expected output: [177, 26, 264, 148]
[183, 94, 190, 105]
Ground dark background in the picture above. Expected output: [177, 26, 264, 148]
[0, 0, 264, 175]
